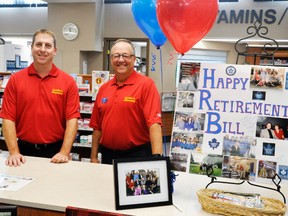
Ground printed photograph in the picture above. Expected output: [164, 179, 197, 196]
[257, 160, 277, 179]
[189, 153, 223, 176]
[222, 156, 257, 180]
[175, 91, 194, 109]
[222, 134, 257, 158]
[278, 165, 288, 180]
[256, 116, 288, 140]
[250, 66, 285, 89]
[252, 91, 266, 101]
[170, 132, 203, 152]
[173, 111, 205, 132]
[125, 169, 160, 196]
[177, 62, 200, 91]
[161, 92, 177, 112]
[170, 152, 189, 172]
[262, 142, 276, 156]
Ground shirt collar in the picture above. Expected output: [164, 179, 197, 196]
[28, 63, 59, 77]
[111, 70, 137, 86]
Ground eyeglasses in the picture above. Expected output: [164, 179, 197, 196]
[111, 53, 134, 61]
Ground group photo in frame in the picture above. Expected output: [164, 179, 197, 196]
[113, 157, 172, 210]
[0, 205, 17, 216]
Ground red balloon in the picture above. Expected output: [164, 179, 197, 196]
[156, 0, 218, 55]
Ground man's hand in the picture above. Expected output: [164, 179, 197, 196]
[51, 152, 69, 163]
[90, 157, 100, 163]
[6, 153, 26, 167]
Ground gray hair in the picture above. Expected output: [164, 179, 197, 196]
[111, 39, 135, 55]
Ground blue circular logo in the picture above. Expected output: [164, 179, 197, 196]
[226, 66, 236, 76]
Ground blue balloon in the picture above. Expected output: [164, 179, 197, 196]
[131, 0, 167, 48]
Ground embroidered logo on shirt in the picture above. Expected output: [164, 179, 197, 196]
[52, 89, 63, 95]
[124, 97, 136, 103]
[102, 97, 108, 103]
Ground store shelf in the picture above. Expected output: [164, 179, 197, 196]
[73, 143, 91, 148]
[79, 93, 96, 103]
[246, 47, 288, 66]
[78, 127, 93, 132]
[73, 88, 95, 161]
[79, 92, 95, 97]
[80, 110, 92, 114]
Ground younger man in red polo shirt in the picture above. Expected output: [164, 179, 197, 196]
[0, 29, 80, 167]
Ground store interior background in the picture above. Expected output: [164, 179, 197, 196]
[0, 0, 288, 155]
[1, 0, 288, 92]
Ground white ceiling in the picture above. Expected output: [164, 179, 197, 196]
[43, 0, 96, 3]
[43, 0, 131, 3]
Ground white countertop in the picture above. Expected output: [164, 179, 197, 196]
[0, 152, 287, 216]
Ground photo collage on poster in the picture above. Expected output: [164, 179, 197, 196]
[169, 62, 288, 184]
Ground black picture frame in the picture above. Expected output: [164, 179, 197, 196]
[113, 157, 173, 210]
[0, 205, 17, 216]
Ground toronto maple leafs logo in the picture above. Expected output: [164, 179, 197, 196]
[280, 169, 287, 176]
[262, 143, 275, 156]
[279, 166, 288, 180]
[209, 138, 220, 150]
[255, 92, 264, 100]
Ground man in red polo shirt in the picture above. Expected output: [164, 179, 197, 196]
[89, 39, 163, 164]
[0, 29, 80, 167]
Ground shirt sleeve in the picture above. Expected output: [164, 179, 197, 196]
[89, 88, 102, 130]
[0, 75, 17, 121]
[65, 78, 81, 120]
[141, 78, 162, 127]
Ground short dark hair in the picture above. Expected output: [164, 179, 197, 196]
[32, 29, 57, 48]
[111, 39, 135, 55]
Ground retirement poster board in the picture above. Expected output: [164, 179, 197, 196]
[170, 62, 288, 184]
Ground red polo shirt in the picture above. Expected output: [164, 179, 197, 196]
[89, 71, 162, 150]
[0, 63, 80, 143]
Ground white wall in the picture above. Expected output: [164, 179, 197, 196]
[0, 7, 48, 34]
[206, 0, 288, 41]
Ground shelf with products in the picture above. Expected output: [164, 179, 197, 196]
[71, 92, 96, 161]
[73, 71, 111, 161]
[245, 47, 288, 66]
[259, 49, 288, 67]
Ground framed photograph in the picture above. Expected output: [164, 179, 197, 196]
[0, 205, 17, 216]
[113, 157, 173, 210]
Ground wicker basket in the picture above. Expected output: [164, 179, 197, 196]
[197, 188, 287, 216]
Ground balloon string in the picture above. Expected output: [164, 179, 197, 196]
[160, 48, 164, 98]
[159, 47, 167, 156]
[176, 53, 181, 89]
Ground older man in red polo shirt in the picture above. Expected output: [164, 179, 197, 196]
[89, 39, 163, 164]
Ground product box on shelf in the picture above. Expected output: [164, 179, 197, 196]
[77, 84, 90, 94]
[91, 70, 109, 94]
